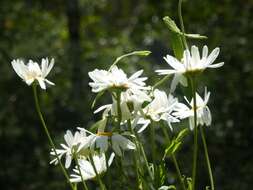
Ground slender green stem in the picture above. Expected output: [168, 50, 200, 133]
[190, 77, 198, 190]
[129, 125, 154, 188]
[138, 134, 154, 181]
[178, 0, 188, 50]
[150, 122, 156, 179]
[109, 50, 151, 71]
[153, 75, 171, 89]
[116, 91, 122, 128]
[200, 127, 214, 190]
[161, 125, 186, 190]
[73, 153, 89, 190]
[127, 120, 141, 189]
[89, 154, 106, 190]
[32, 85, 74, 190]
[105, 153, 112, 190]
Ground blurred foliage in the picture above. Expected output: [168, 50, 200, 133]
[0, 0, 253, 189]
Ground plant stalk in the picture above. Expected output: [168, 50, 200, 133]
[32, 85, 75, 190]
[178, 0, 188, 50]
[73, 153, 89, 190]
[200, 127, 214, 190]
[190, 77, 198, 190]
[161, 125, 186, 190]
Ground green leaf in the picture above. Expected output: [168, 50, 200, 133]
[185, 33, 208, 39]
[176, 128, 189, 142]
[186, 178, 193, 190]
[163, 16, 184, 59]
[163, 139, 177, 160]
[163, 128, 189, 159]
[109, 50, 151, 70]
[163, 16, 181, 34]
[171, 33, 184, 59]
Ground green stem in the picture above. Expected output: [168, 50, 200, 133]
[89, 154, 106, 190]
[127, 120, 141, 189]
[73, 153, 89, 190]
[105, 153, 112, 190]
[153, 75, 171, 89]
[150, 122, 156, 179]
[32, 85, 74, 190]
[116, 91, 122, 128]
[190, 77, 198, 190]
[178, 0, 188, 50]
[161, 125, 186, 190]
[138, 134, 154, 181]
[200, 127, 214, 190]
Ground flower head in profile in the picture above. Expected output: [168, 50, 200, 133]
[79, 126, 136, 157]
[94, 89, 151, 123]
[70, 153, 115, 182]
[173, 87, 211, 130]
[11, 58, 55, 90]
[136, 89, 179, 133]
[50, 129, 89, 168]
[88, 65, 150, 93]
[156, 45, 224, 91]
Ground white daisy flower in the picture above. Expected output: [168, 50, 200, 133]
[79, 126, 136, 156]
[173, 88, 211, 130]
[156, 45, 224, 91]
[136, 89, 179, 133]
[50, 129, 89, 168]
[11, 58, 55, 90]
[70, 153, 115, 182]
[88, 65, 150, 93]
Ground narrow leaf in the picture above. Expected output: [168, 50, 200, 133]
[109, 50, 151, 70]
[91, 91, 105, 109]
[163, 16, 181, 34]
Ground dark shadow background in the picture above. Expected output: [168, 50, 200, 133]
[0, 0, 253, 189]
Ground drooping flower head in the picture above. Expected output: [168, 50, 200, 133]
[50, 129, 90, 168]
[70, 153, 115, 182]
[11, 58, 55, 90]
[173, 87, 211, 130]
[79, 124, 136, 157]
[136, 89, 179, 133]
[156, 45, 224, 91]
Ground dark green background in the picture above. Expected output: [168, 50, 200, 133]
[1, 0, 253, 189]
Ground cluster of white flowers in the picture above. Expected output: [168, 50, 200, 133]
[11, 44, 223, 184]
